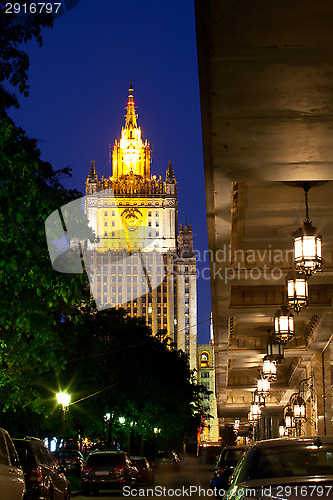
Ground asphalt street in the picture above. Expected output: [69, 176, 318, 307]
[75, 457, 216, 499]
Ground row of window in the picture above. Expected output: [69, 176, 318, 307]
[96, 266, 165, 274]
[103, 210, 160, 217]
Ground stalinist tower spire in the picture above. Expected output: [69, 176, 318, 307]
[125, 78, 137, 129]
[112, 80, 151, 179]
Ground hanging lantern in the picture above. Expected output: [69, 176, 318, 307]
[284, 407, 296, 429]
[286, 270, 309, 313]
[250, 403, 261, 419]
[253, 390, 266, 406]
[262, 356, 277, 381]
[267, 337, 284, 364]
[279, 425, 287, 437]
[274, 306, 294, 343]
[293, 185, 323, 277]
[234, 419, 240, 430]
[292, 395, 306, 421]
[257, 378, 270, 396]
[248, 411, 256, 424]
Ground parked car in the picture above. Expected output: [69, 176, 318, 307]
[224, 436, 333, 500]
[154, 450, 180, 472]
[210, 445, 249, 493]
[13, 437, 71, 500]
[130, 456, 154, 485]
[81, 450, 138, 495]
[0, 428, 26, 500]
[53, 449, 84, 475]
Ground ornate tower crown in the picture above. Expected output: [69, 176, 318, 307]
[112, 80, 151, 179]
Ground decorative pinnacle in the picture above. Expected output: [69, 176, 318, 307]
[125, 79, 137, 129]
[90, 159, 96, 176]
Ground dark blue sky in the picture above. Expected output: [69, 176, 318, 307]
[9, 0, 212, 343]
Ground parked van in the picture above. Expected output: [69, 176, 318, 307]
[0, 428, 26, 500]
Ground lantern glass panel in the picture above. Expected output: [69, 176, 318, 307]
[285, 415, 292, 428]
[294, 238, 303, 259]
[303, 236, 316, 259]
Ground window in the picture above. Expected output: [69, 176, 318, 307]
[201, 372, 209, 379]
[156, 221, 159, 227]
[148, 211, 152, 217]
[156, 212, 159, 217]
[148, 221, 152, 227]
[104, 231, 108, 237]
[112, 211, 115, 216]
[185, 297, 189, 304]
[185, 287, 189, 294]
[185, 307, 189, 314]
[185, 277, 189, 283]
[112, 220, 115, 226]
[185, 318, 189, 325]
[105, 211, 108, 216]
[104, 221, 108, 226]
[185, 339, 190, 346]
[185, 266, 188, 272]
[111, 231, 115, 237]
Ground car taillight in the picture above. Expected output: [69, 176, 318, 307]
[83, 465, 91, 473]
[29, 467, 43, 484]
[114, 466, 125, 472]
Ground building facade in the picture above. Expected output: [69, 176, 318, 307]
[197, 341, 220, 444]
[84, 84, 197, 369]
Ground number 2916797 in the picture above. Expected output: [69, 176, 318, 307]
[5, 3, 61, 14]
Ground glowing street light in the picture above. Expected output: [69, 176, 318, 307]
[56, 392, 71, 467]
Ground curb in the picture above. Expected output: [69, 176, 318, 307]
[71, 492, 81, 497]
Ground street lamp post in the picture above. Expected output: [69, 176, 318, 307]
[56, 392, 71, 468]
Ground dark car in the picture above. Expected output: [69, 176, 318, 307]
[154, 450, 180, 472]
[53, 449, 84, 475]
[224, 436, 333, 500]
[13, 437, 70, 500]
[81, 450, 138, 496]
[210, 445, 248, 493]
[130, 456, 154, 485]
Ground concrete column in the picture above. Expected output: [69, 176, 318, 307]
[323, 349, 333, 435]
[313, 351, 332, 435]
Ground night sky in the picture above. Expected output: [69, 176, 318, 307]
[9, 0, 212, 344]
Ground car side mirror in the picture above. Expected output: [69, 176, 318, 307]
[228, 474, 235, 487]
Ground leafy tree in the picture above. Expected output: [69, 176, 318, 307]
[28, 308, 204, 445]
[220, 425, 237, 447]
[0, 0, 53, 108]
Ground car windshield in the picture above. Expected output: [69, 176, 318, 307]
[157, 452, 174, 460]
[222, 449, 246, 464]
[132, 458, 146, 466]
[249, 444, 333, 480]
[87, 453, 125, 466]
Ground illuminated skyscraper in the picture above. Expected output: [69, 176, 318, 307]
[85, 83, 197, 369]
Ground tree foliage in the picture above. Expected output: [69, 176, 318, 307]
[0, 0, 53, 107]
[47, 308, 203, 442]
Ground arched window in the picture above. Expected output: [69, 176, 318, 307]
[201, 351, 210, 368]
